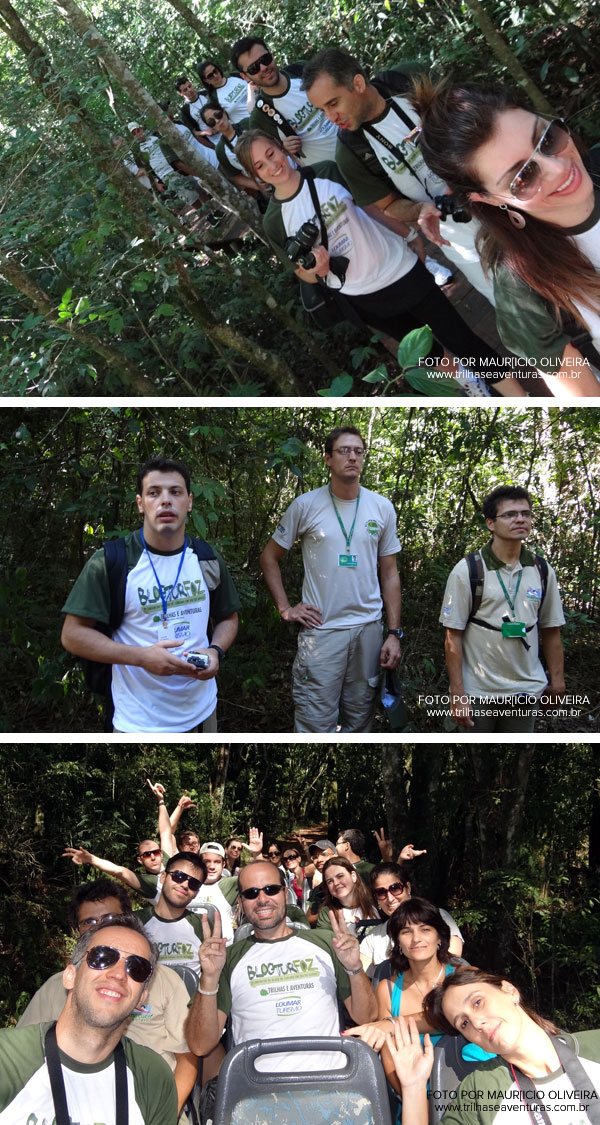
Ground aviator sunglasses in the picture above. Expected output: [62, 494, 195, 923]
[168, 869, 202, 892]
[509, 118, 571, 201]
[373, 881, 406, 900]
[245, 51, 274, 77]
[240, 883, 284, 900]
[85, 944, 153, 983]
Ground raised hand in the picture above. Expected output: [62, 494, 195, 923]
[385, 1017, 434, 1089]
[198, 910, 226, 982]
[146, 778, 166, 801]
[398, 843, 427, 861]
[63, 846, 93, 866]
[247, 826, 264, 856]
[329, 909, 361, 973]
[373, 826, 393, 861]
[177, 794, 196, 811]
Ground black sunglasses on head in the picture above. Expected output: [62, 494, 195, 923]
[85, 945, 153, 983]
[245, 51, 273, 77]
[240, 883, 283, 900]
[168, 868, 202, 892]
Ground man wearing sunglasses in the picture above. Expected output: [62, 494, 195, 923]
[137, 852, 218, 975]
[261, 425, 402, 732]
[17, 881, 198, 1117]
[231, 35, 338, 166]
[185, 860, 377, 1076]
[3, 915, 177, 1124]
[198, 59, 252, 125]
[440, 484, 565, 733]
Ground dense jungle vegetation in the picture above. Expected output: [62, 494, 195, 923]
[1, 743, 598, 1030]
[0, 0, 598, 393]
[0, 404, 597, 733]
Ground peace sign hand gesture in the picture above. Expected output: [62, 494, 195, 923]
[198, 910, 227, 986]
[329, 909, 361, 974]
[373, 826, 393, 861]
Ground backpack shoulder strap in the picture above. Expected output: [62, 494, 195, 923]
[190, 535, 217, 562]
[534, 554, 549, 609]
[466, 550, 484, 622]
[103, 538, 128, 631]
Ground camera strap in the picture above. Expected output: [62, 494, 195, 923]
[303, 168, 328, 250]
[509, 1034, 600, 1125]
[362, 101, 434, 199]
[44, 1023, 129, 1125]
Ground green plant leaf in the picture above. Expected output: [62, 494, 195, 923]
[317, 373, 353, 396]
[403, 366, 466, 396]
[397, 325, 433, 369]
[362, 366, 388, 384]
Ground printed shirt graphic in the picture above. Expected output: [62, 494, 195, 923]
[214, 75, 252, 123]
[272, 484, 401, 628]
[186, 94, 209, 126]
[137, 907, 211, 970]
[250, 76, 338, 164]
[188, 880, 235, 943]
[0, 1025, 177, 1125]
[263, 163, 414, 296]
[439, 545, 565, 699]
[437, 1031, 600, 1125]
[218, 929, 351, 1072]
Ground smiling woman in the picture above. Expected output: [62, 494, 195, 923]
[413, 78, 600, 397]
[387, 965, 600, 1125]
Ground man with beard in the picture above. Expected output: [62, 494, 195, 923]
[136, 852, 217, 973]
[0, 916, 176, 1124]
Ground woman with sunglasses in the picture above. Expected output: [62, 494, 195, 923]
[236, 130, 525, 396]
[197, 59, 252, 124]
[413, 79, 600, 397]
[282, 844, 311, 910]
[387, 965, 600, 1125]
[360, 864, 464, 977]
[315, 856, 379, 936]
[199, 103, 268, 204]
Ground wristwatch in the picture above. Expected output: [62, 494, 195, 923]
[208, 644, 226, 661]
[386, 628, 404, 639]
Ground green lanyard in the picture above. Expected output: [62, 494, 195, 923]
[329, 486, 360, 552]
[496, 569, 522, 617]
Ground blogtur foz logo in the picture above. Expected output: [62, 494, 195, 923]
[365, 519, 379, 538]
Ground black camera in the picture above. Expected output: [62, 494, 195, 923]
[434, 195, 471, 224]
[284, 220, 349, 285]
[284, 220, 320, 269]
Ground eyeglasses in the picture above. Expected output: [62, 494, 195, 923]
[168, 869, 202, 892]
[139, 848, 161, 859]
[228, 844, 242, 852]
[373, 881, 406, 901]
[283, 853, 300, 862]
[509, 118, 570, 200]
[204, 109, 225, 127]
[332, 446, 364, 457]
[203, 68, 221, 82]
[240, 883, 284, 900]
[245, 51, 274, 77]
[267, 850, 281, 857]
[78, 911, 122, 932]
[494, 510, 532, 520]
[85, 945, 153, 983]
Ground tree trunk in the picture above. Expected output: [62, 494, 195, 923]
[0, 253, 155, 392]
[50, 0, 268, 240]
[381, 745, 408, 856]
[210, 745, 230, 808]
[500, 746, 536, 867]
[462, 0, 554, 114]
[162, 0, 229, 55]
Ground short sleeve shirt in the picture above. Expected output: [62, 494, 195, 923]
[272, 484, 401, 628]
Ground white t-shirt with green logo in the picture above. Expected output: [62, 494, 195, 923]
[272, 484, 401, 629]
[214, 75, 252, 123]
[218, 929, 351, 1072]
[251, 76, 338, 165]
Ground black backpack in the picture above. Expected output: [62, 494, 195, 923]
[81, 535, 220, 731]
[337, 66, 424, 195]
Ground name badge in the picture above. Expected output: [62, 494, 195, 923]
[157, 616, 191, 644]
[501, 620, 526, 639]
[338, 553, 358, 568]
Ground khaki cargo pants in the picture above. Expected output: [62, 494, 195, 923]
[292, 621, 383, 733]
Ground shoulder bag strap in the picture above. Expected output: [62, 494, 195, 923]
[362, 101, 433, 197]
[45, 1024, 129, 1125]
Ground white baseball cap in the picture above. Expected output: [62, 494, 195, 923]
[127, 121, 142, 132]
[200, 841, 226, 858]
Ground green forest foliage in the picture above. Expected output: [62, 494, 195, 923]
[0, 404, 598, 733]
[0, 0, 598, 392]
[1, 743, 598, 1030]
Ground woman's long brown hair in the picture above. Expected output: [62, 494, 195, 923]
[411, 76, 600, 329]
[423, 965, 561, 1038]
